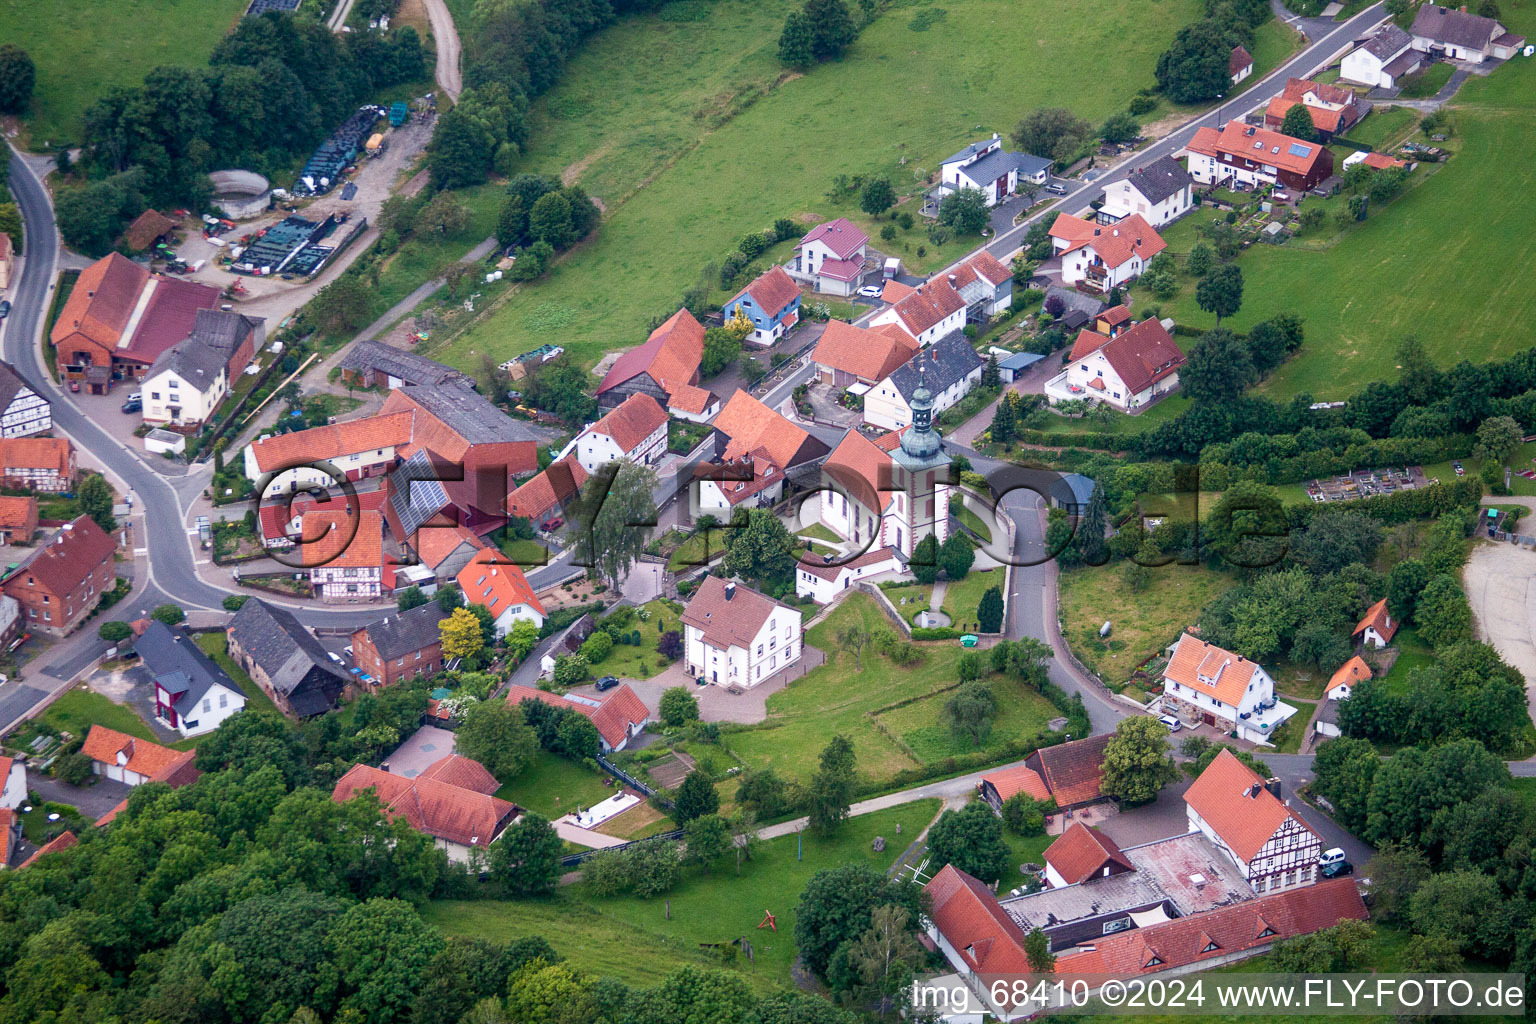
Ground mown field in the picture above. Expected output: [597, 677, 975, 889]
[431, 0, 1205, 371]
[0, 0, 250, 145]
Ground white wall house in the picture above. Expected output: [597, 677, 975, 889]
[1043, 319, 1186, 413]
[821, 418, 951, 560]
[1048, 213, 1167, 294]
[143, 360, 229, 427]
[1186, 750, 1323, 893]
[1410, 3, 1522, 61]
[243, 413, 412, 494]
[0, 756, 25, 811]
[681, 577, 802, 688]
[157, 676, 246, 737]
[1161, 633, 1297, 744]
[938, 134, 1053, 207]
[457, 551, 547, 637]
[796, 546, 905, 603]
[793, 218, 869, 297]
[0, 369, 52, 439]
[1341, 25, 1420, 86]
[1097, 156, 1193, 229]
[569, 394, 669, 475]
[863, 335, 984, 431]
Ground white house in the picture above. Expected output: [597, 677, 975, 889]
[792, 218, 869, 296]
[1230, 45, 1253, 83]
[796, 545, 905, 603]
[1047, 213, 1167, 293]
[81, 726, 197, 788]
[0, 755, 25, 811]
[1043, 318, 1186, 412]
[0, 363, 52, 439]
[1351, 598, 1398, 648]
[937, 134, 1053, 207]
[1186, 749, 1322, 893]
[456, 549, 546, 636]
[1340, 24, 1422, 87]
[693, 454, 786, 516]
[864, 334, 984, 431]
[680, 577, 802, 688]
[137, 621, 248, 738]
[244, 412, 413, 494]
[142, 341, 231, 427]
[1161, 632, 1297, 744]
[1410, 3, 1524, 61]
[870, 251, 1011, 346]
[1326, 655, 1370, 701]
[1097, 156, 1193, 229]
[568, 393, 669, 474]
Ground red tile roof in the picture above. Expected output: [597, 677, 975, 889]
[881, 279, 916, 304]
[456, 548, 546, 619]
[0, 807, 13, 867]
[16, 515, 116, 598]
[1352, 598, 1398, 643]
[822, 428, 895, 516]
[248, 411, 414, 474]
[799, 218, 868, 260]
[1230, 44, 1253, 75]
[297, 508, 384, 571]
[1184, 122, 1332, 178]
[418, 753, 501, 795]
[124, 210, 177, 251]
[925, 864, 1035, 982]
[1056, 877, 1366, 977]
[597, 308, 704, 395]
[19, 829, 77, 869]
[0, 437, 73, 476]
[0, 496, 36, 531]
[887, 275, 966, 337]
[504, 682, 650, 749]
[587, 393, 668, 455]
[1327, 655, 1371, 694]
[51, 253, 149, 351]
[740, 265, 802, 318]
[695, 454, 784, 507]
[80, 725, 198, 784]
[713, 390, 819, 468]
[1070, 319, 1186, 396]
[127, 275, 222, 365]
[412, 523, 487, 569]
[1048, 213, 1167, 270]
[797, 544, 901, 582]
[1357, 152, 1407, 170]
[667, 383, 718, 417]
[980, 761, 1052, 803]
[1164, 631, 1258, 707]
[333, 763, 517, 848]
[1185, 749, 1316, 863]
[1044, 822, 1134, 885]
[814, 320, 918, 383]
[817, 258, 865, 283]
[680, 576, 792, 652]
[1028, 733, 1112, 807]
[258, 488, 388, 545]
[506, 456, 587, 523]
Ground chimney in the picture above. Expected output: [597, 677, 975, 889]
[1136, 236, 1142, 247]
[724, 581, 735, 601]
[1265, 777, 1283, 800]
[1247, 783, 1263, 799]
[948, 274, 957, 286]
[1093, 227, 1101, 236]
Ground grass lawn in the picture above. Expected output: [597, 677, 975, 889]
[949, 498, 994, 544]
[1268, 699, 1314, 753]
[941, 568, 1003, 632]
[1001, 830, 1055, 880]
[727, 594, 980, 784]
[17, 801, 86, 843]
[428, 0, 1202, 372]
[1347, 105, 1419, 150]
[1058, 561, 1237, 686]
[1157, 47, 1536, 400]
[796, 523, 840, 544]
[569, 800, 942, 986]
[195, 632, 283, 720]
[498, 537, 552, 567]
[1398, 61, 1456, 99]
[879, 581, 934, 624]
[35, 687, 157, 744]
[589, 599, 677, 681]
[0, 0, 249, 145]
[878, 677, 1058, 762]
[494, 749, 618, 820]
[1374, 625, 1434, 696]
[666, 531, 726, 573]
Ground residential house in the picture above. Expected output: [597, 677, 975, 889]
[136, 620, 247, 738]
[332, 755, 519, 864]
[1314, 698, 1343, 739]
[505, 682, 651, 753]
[1044, 284, 1107, 327]
[244, 411, 414, 492]
[0, 496, 37, 544]
[1044, 318, 1186, 411]
[505, 456, 587, 531]
[409, 524, 489, 584]
[1327, 654, 1371, 701]
[821, 381, 951, 559]
[722, 265, 802, 347]
[141, 309, 263, 426]
[1230, 44, 1254, 83]
[0, 233, 11, 290]
[538, 613, 596, 677]
[1043, 822, 1135, 888]
[0, 809, 16, 870]
[300, 509, 386, 602]
[1352, 597, 1397, 648]
[596, 308, 705, 413]
[19, 830, 77, 869]
[1341, 25, 1424, 87]
[1183, 122, 1336, 192]
[795, 545, 905, 603]
[708, 390, 831, 472]
[694, 454, 787, 516]
[569, 393, 669, 474]
[80, 725, 200, 788]
[50, 253, 222, 387]
[256, 488, 388, 550]
[1021, 732, 1113, 810]
[937, 134, 1053, 207]
[350, 602, 452, 689]
[812, 320, 918, 389]
[1048, 213, 1167, 293]
[0, 361, 53, 438]
[1186, 749, 1322, 891]
[1410, 3, 1524, 61]
[226, 598, 350, 717]
[667, 383, 720, 423]
[0, 437, 76, 493]
[1049, 472, 1097, 516]
[1263, 78, 1368, 141]
[792, 218, 869, 296]
[870, 251, 1013, 343]
[338, 339, 474, 389]
[680, 576, 803, 687]
[380, 380, 539, 479]
[1162, 631, 1297, 742]
[456, 548, 546, 636]
[0, 754, 25, 810]
[383, 449, 508, 553]
[976, 761, 1051, 813]
[2, 515, 117, 635]
[1097, 156, 1194, 228]
[863, 335, 984, 431]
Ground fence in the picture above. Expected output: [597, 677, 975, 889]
[557, 826, 685, 868]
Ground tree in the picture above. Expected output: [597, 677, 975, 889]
[1311, 736, 1378, 829]
[836, 623, 871, 670]
[0, 45, 35, 113]
[658, 630, 683, 661]
[456, 701, 537, 781]
[98, 620, 132, 643]
[326, 898, 445, 1023]
[1416, 575, 1473, 648]
[841, 904, 924, 1008]
[504, 961, 593, 1024]
[193, 709, 312, 789]
[570, 462, 657, 588]
[659, 686, 700, 727]
[1475, 414, 1523, 464]
[437, 585, 464, 612]
[523, 357, 596, 425]
[556, 712, 600, 759]
[981, 353, 1000, 389]
[860, 177, 896, 218]
[552, 652, 589, 689]
[396, 585, 428, 612]
[529, 191, 575, 249]
[977, 585, 1004, 632]
[938, 186, 990, 235]
[1074, 482, 1108, 565]
[804, 0, 858, 60]
[310, 275, 372, 334]
[943, 679, 998, 747]
[151, 603, 186, 625]
[1196, 262, 1244, 324]
[794, 863, 925, 978]
[1001, 792, 1054, 836]
[1100, 111, 1140, 144]
[1024, 928, 1056, 973]
[1155, 20, 1233, 103]
[1187, 240, 1215, 277]
[683, 813, 731, 870]
[700, 326, 741, 378]
[1362, 842, 1429, 923]
[723, 507, 797, 585]
[496, 193, 528, 247]
[673, 771, 720, 824]
[926, 799, 1011, 881]
[1100, 717, 1179, 804]
[491, 813, 563, 896]
[77, 473, 116, 533]
[910, 533, 940, 584]
[808, 734, 856, 835]
[778, 10, 815, 68]
[1011, 107, 1091, 162]
[1387, 558, 1430, 622]
[439, 606, 485, 662]
[1182, 327, 1255, 404]
[418, 190, 470, 236]
[939, 531, 974, 581]
[429, 106, 496, 188]
[1279, 102, 1318, 142]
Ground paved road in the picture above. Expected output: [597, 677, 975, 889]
[421, 0, 464, 102]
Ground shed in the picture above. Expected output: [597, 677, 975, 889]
[997, 351, 1045, 383]
[1049, 472, 1097, 515]
[144, 429, 187, 456]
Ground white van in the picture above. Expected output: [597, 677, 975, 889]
[1319, 848, 1346, 868]
[1158, 714, 1183, 733]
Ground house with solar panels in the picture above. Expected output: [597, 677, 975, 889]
[1182, 122, 1335, 192]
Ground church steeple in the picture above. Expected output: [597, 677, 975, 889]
[898, 353, 943, 465]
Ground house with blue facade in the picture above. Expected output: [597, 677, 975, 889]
[723, 265, 803, 347]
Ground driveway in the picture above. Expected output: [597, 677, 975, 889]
[85, 664, 181, 744]
[384, 724, 457, 778]
[1463, 538, 1536, 720]
[27, 772, 133, 821]
[567, 645, 826, 724]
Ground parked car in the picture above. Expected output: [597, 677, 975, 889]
[1320, 848, 1352, 877]
[857, 285, 883, 299]
[121, 398, 142, 414]
[541, 517, 563, 532]
[1158, 714, 1183, 732]
[595, 675, 619, 692]
[0, 300, 10, 319]
[127, 392, 142, 403]
[1044, 182, 1068, 195]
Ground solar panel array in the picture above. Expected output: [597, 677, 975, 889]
[389, 451, 451, 537]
